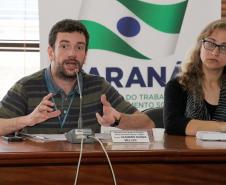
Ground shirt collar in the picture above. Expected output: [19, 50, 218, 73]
[45, 66, 83, 96]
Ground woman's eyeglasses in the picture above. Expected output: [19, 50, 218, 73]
[202, 39, 226, 54]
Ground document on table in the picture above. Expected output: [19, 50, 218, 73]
[22, 133, 112, 142]
[20, 133, 67, 141]
[196, 131, 226, 141]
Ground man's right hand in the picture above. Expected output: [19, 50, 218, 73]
[25, 93, 61, 126]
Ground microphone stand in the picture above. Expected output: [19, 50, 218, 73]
[77, 72, 83, 129]
[65, 72, 94, 143]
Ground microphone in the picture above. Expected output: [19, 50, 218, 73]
[65, 71, 94, 143]
[77, 71, 83, 129]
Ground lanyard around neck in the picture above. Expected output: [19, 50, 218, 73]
[45, 68, 78, 128]
[51, 93, 75, 128]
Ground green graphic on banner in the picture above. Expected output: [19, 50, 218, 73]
[117, 0, 188, 33]
[80, 20, 150, 60]
[79, 0, 188, 59]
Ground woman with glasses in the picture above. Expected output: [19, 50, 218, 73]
[164, 19, 226, 136]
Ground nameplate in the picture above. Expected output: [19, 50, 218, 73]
[111, 131, 150, 143]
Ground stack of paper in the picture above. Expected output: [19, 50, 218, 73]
[196, 131, 226, 141]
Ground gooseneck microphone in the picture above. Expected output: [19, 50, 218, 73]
[65, 73, 116, 185]
[65, 71, 94, 143]
[77, 72, 83, 129]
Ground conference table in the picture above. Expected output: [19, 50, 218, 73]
[0, 134, 226, 185]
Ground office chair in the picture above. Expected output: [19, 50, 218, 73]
[143, 107, 164, 128]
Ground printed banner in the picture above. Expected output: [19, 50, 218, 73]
[39, 0, 221, 111]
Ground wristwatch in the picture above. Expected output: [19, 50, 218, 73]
[110, 117, 121, 127]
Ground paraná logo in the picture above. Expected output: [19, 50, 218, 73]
[79, 0, 188, 60]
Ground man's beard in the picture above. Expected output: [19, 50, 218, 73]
[56, 59, 82, 81]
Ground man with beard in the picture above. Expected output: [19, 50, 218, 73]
[0, 19, 155, 135]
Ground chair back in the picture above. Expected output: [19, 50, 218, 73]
[143, 108, 164, 128]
